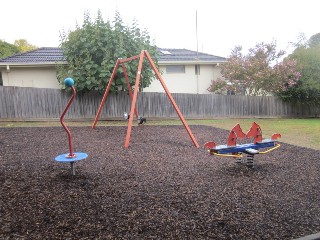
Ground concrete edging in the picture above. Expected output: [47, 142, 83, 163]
[294, 232, 320, 240]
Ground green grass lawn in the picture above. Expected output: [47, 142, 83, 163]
[187, 118, 320, 150]
[1, 118, 319, 150]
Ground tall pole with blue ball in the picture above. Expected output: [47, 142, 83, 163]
[54, 78, 88, 175]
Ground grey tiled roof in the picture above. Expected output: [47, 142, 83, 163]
[0, 47, 65, 63]
[0, 47, 225, 64]
[157, 48, 226, 62]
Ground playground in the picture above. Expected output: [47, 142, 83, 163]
[1, 124, 320, 239]
[1, 53, 320, 239]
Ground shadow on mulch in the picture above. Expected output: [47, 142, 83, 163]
[1, 125, 319, 239]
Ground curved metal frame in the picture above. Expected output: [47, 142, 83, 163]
[60, 86, 76, 158]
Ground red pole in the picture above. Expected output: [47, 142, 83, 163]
[92, 60, 120, 129]
[60, 86, 77, 157]
[124, 51, 145, 148]
[144, 51, 200, 148]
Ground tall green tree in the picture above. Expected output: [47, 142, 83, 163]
[208, 42, 301, 96]
[57, 10, 158, 93]
[14, 39, 37, 52]
[278, 34, 320, 105]
[0, 40, 19, 59]
[308, 33, 320, 48]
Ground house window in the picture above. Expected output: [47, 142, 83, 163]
[0, 72, 3, 86]
[195, 64, 200, 75]
[166, 65, 185, 74]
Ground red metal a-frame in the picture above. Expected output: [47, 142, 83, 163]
[92, 50, 199, 148]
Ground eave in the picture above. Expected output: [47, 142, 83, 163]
[0, 61, 66, 68]
[0, 59, 226, 68]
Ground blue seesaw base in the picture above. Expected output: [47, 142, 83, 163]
[213, 139, 276, 154]
[54, 152, 88, 175]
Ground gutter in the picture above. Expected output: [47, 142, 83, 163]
[0, 60, 225, 67]
[0, 61, 67, 68]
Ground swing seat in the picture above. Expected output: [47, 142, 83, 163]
[138, 116, 146, 125]
[124, 112, 130, 120]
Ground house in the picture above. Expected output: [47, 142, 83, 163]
[0, 48, 64, 89]
[0, 47, 226, 94]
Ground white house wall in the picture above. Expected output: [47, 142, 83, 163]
[2, 67, 60, 89]
[1, 64, 223, 94]
[144, 64, 223, 94]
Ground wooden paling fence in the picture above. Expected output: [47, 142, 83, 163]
[0, 86, 319, 120]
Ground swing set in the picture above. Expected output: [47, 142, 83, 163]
[92, 50, 200, 148]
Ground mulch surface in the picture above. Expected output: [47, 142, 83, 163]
[1, 125, 319, 239]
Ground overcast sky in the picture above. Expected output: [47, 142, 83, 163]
[1, 0, 319, 57]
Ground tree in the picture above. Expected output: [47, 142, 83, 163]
[0, 40, 19, 59]
[308, 33, 320, 48]
[208, 42, 301, 96]
[57, 10, 158, 93]
[14, 39, 37, 52]
[278, 37, 320, 105]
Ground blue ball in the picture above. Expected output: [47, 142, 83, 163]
[64, 78, 74, 87]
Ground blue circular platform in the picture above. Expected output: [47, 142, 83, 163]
[55, 152, 88, 163]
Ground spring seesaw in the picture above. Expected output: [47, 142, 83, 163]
[204, 122, 281, 168]
[54, 78, 88, 175]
